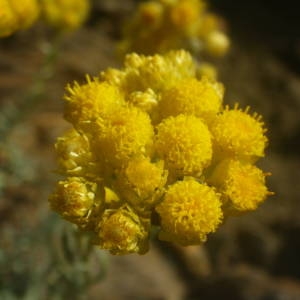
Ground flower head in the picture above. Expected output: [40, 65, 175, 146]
[156, 178, 223, 245]
[64, 77, 124, 131]
[208, 159, 271, 213]
[211, 105, 268, 161]
[0, 0, 40, 37]
[92, 105, 154, 166]
[119, 0, 230, 57]
[95, 206, 149, 255]
[49, 177, 100, 229]
[116, 156, 168, 211]
[40, 0, 90, 31]
[54, 128, 100, 178]
[158, 77, 223, 123]
[155, 114, 212, 176]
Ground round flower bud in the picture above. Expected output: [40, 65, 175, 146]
[41, 0, 90, 31]
[64, 78, 124, 131]
[116, 156, 168, 210]
[204, 30, 230, 57]
[210, 106, 268, 161]
[208, 159, 271, 213]
[49, 177, 99, 228]
[55, 128, 100, 177]
[92, 105, 154, 166]
[96, 206, 149, 255]
[156, 179, 223, 245]
[155, 114, 212, 176]
[158, 78, 223, 123]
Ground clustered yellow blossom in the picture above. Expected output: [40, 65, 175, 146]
[0, 0, 40, 37]
[119, 0, 230, 57]
[49, 50, 272, 255]
[0, 0, 90, 37]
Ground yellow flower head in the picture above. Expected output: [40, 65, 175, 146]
[208, 159, 271, 213]
[116, 156, 168, 210]
[0, 0, 18, 37]
[0, 0, 39, 37]
[55, 128, 100, 178]
[92, 105, 154, 166]
[64, 77, 124, 131]
[9, 0, 40, 30]
[156, 178, 223, 245]
[211, 105, 268, 161]
[170, 0, 204, 30]
[102, 50, 196, 94]
[155, 114, 212, 176]
[49, 177, 99, 228]
[96, 206, 149, 255]
[119, 0, 229, 57]
[204, 30, 230, 57]
[158, 77, 223, 123]
[41, 0, 90, 31]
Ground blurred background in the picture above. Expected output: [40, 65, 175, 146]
[0, 0, 300, 299]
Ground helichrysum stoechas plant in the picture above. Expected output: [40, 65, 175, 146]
[0, 0, 40, 37]
[49, 50, 272, 255]
[119, 0, 230, 57]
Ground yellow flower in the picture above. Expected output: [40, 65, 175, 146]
[158, 77, 223, 123]
[95, 205, 149, 255]
[64, 77, 124, 131]
[0, 0, 39, 37]
[210, 105, 268, 161]
[116, 156, 168, 210]
[102, 50, 196, 94]
[0, 0, 18, 37]
[204, 30, 230, 57]
[208, 159, 271, 213]
[40, 0, 90, 31]
[156, 178, 223, 245]
[119, 0, 229, 57]
[127, 88, 159, 112]
[170, 0, 204, 30]
[92, 105, 154, 166]
[49, 177, 100, 228]
[55, 128, 100, 178]
[197, 62, 218, 80]
[9, 0, 40, 30]
[155, 114, 212, 176]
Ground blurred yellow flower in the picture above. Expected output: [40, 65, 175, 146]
[40, 0, 90, 31]
[119, 0, 230, 57]
[0, 0, 40, 37]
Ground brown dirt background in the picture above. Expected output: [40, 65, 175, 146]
[0, 1, 300, 299]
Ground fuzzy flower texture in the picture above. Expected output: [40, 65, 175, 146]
[119, 0, 230, 57]
[49, 50, 272, 255]
[0, 0, 90, 37]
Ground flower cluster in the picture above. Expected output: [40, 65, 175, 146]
[119, 0, 230, 57]
[0, 0, 90, 37]
[49, 50, 271, 255]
